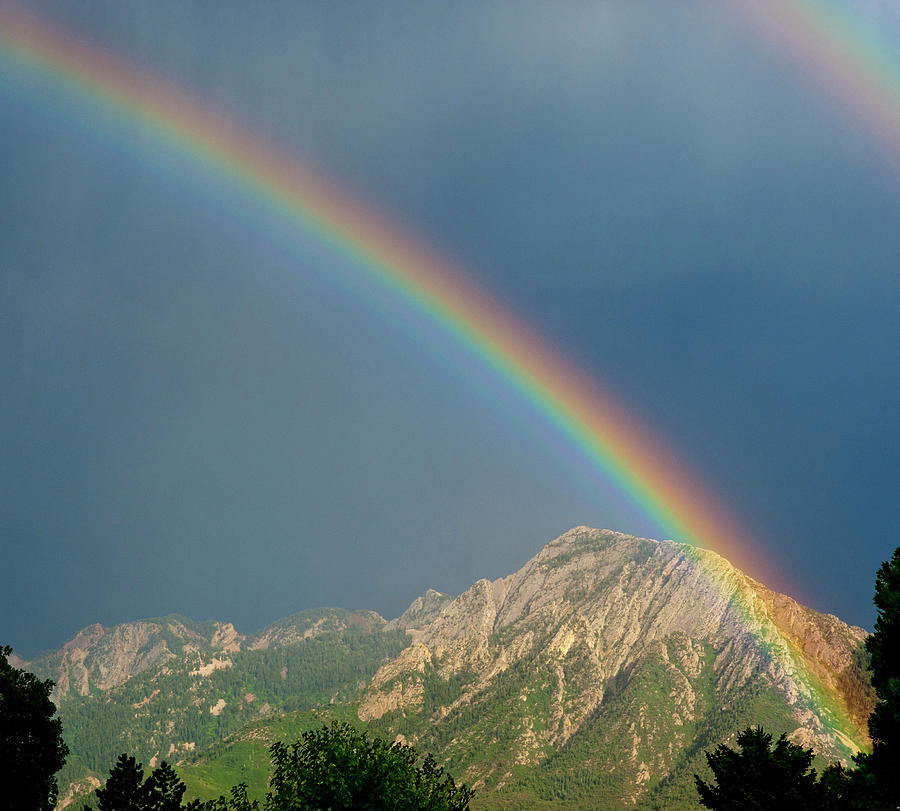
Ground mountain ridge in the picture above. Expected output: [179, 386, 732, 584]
[18, 527, 875, 809]
[24, 607, 388, 703]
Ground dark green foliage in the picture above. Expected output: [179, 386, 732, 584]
[86, 755, 200, 811]
[867, 544, 900, 748]
[145, 760, 189, 810]
[89, 754, 144, 810]
[0, 644, 68, 810]
[834, 544, 900, 809]
[259, 721, 473, 810]
[693, 726, 826, 810]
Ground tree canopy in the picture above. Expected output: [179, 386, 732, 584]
[867, 545, 900, 753]
[0, 644, 68, 810]
[257, 721, 473, 810]
[694, 726, 826, 810]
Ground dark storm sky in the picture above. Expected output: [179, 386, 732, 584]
[2, 0, 899, 656]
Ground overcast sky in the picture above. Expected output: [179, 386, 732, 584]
[2, 0, 899, 656]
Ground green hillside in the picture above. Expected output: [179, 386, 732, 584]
[168, 636, 820, 810]
[54, 622, 408, 796]
[178, 705, 362, 801]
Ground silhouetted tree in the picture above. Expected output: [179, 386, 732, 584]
[694, 726, 826, 810]
[85, 755, 201, 811]
[834, 544, 900, 809]
[868, 546, 900, 747]
[863, 545, 900, 786]
[145, 760, 189, 811]
[0, 644, 68, 810]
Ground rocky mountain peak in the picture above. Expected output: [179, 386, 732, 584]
[60, 623, 105, 654]
[387, 588, 452, 632]
[360, 526, 874, 790]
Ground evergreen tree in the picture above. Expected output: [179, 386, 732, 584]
[0, 644, 69, 810]
[144, 761, 187, 811]
[866, 545, 900, 756]
[694, 726, 826, 810]
[86, 755, 200, 811]
[842, 544, 900, 808]
[85, 754, 146, 811]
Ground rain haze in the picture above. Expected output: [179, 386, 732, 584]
[2, 0, 899, 656]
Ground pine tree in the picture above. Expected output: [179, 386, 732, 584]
[144, 761, 187, 811]
[86, 754, 145, 811]
[844, 545, 900, 808]
[86, 755, 200, 811]
[867, 546, 900, 753]
[694, 726, 826, 810]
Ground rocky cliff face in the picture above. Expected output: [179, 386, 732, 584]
[359, 528, 873, 806]
[27, 617, 237, 701]
[385, 588, 452, 633]
[27, 608, 386, 702]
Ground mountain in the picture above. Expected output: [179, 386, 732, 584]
[20, 528, 874, 809]
[358, 528, 873, 807]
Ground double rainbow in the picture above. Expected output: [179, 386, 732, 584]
[0, 4, 875, 750]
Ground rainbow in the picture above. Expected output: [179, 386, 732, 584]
[0, 5, 768, 581]
[0, 5, 870, 750]
[737, 0, 900, 169]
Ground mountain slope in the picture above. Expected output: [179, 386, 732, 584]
[358, 528, 872, 807]
[21, 609, 406, 808]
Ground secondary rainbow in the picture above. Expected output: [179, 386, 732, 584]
[0, 5, 870, 748]
[737, 0, 900, 169]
